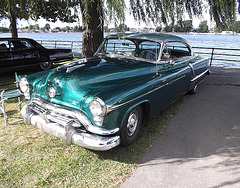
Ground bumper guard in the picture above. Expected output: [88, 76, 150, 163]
[21, 104, 120, 151]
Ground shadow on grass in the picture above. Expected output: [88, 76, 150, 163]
[92, 97, 185, 164]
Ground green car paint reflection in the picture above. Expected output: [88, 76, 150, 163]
[20, 33, 209, 151]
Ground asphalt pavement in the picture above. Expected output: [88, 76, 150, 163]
[120, 67, 240, 188]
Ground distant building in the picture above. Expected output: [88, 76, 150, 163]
[221, 31, 235, 35]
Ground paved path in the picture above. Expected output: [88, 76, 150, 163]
[121, 67, 240, 188]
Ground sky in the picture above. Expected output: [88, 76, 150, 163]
[0, 3, 214, 30]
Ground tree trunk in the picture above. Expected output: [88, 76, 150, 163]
[9, 11, 18, 38]
[80, 1, 103, 58]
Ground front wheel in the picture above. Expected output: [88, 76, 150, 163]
[121, 106, 143, 146]
[39, 61, 52, 71]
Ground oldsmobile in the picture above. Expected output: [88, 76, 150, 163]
[19, 33, 209, 151]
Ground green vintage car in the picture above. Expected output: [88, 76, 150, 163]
[20, 33, 209, 151]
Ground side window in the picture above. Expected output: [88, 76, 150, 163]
[10, 40, 33, 51]
[0, 41, 9, 51]
[138, 41, 160, 61]
[162, 42, 191, 59]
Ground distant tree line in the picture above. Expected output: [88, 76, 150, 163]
[213, 21, 240, 33]
[0, 27, 9, 32]
[17, 23, 83, 32]
[155, 20, 240, 33]
[155, 20, 209, 33]
[2, 20, 240, 34]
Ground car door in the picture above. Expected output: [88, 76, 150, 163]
[160, 41, 194, 98]
[0, 40, 13, 69]
[10, 39, 39, 67]
[150, 42, 194, 115]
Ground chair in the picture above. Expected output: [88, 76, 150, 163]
[0, 73, 24, 125]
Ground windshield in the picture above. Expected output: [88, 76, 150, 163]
[96, 38, 161, 61]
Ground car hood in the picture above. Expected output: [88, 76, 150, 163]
[30, 56, 156, 109]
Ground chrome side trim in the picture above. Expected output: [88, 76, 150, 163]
[188, 69, 209, 91]
[107, 75, 185, 112]
[191, 69, 209, 82]
[188, 63, 196, 77]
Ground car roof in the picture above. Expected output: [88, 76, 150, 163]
[106, 32, 188, 43]
[0, 38, 34, 40]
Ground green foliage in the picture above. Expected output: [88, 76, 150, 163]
[0, 27, 9, 32]
[0, 0, 29, 20]
[174, 20, 193, 32]
[234, 21, 240, 33]
[104, 26, 109, 32]
[0, 0, 78, 37]
[34, 24, 39, 30]
[213, 25, 224, 33]
[27, 24, 39, 30]
[129, 0, 203, 26]
[155, 26, 162, 32]
[207, 0, 240, 28]
[40, 0, 79, 23]
[0, 0, 78, 21]
[163, 23, 174, 32]
[117, 23, 129, 32]
[44, 23, 50, 31]
[163, 20, 193, 32]
[73, 25, 82, 32]
[197, 20, 209, 33]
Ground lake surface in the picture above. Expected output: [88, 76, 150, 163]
[1, 32, 240, 68]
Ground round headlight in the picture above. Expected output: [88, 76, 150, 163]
[89, 97, 106, 116]
[48, 87, 56, 98]
[19, 78, 29, 93]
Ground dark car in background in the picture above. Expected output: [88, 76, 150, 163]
[0, 38, 73, 73]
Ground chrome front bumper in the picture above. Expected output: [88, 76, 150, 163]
[21, 98, 120, 151]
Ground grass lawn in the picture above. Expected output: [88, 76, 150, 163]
[0, 68, 185, 188]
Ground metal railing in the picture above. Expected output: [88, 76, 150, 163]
[192, 47, 240, 67]
[37, 40, 82, 53]
[37, 40, 240, 68]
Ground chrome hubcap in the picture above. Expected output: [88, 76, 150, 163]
[126, 110, 138, 137]
[42, 62, 50, 67]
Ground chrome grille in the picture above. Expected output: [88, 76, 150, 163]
[29, 101, 82, 128]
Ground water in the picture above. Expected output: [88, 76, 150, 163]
[1, 32, 240, 68]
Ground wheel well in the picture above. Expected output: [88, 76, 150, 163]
[140, 102, 151, 120]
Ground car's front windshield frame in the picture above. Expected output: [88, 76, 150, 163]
[95, 37, 162, 63]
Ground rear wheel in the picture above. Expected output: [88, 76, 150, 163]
[121, 106, 143, 146]
[189, 85, 198, 95]
[39, 61, 52, 71]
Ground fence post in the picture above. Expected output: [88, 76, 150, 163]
[55, 41, 57, 48]
[210, 48, 215, 66]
